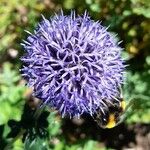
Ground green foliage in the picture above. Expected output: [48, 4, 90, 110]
[48, 112, 61, 136]
[24, 137, 48, 150]
[131, 0, 150, 18]
[0, 63, 26, 125]
[124, 71, 150, 123]
[0, 0, 44, 54]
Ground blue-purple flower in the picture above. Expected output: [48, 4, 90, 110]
[21, 11, 125, 118]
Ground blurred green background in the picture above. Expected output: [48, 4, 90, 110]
[0, 0, 150, 150]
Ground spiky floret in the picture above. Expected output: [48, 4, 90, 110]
[21, 11, 125, 118]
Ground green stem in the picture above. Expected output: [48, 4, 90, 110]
[34, 104, 46, 120]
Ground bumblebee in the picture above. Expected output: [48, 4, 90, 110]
[94, 97, 130, 129]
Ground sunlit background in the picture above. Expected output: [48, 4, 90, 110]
[0, 0, 150, 149]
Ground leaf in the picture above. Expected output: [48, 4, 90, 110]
[24, 137, 48, 150]
[48, 112, 61, 136]
[83, 140, 95, 150]
[0, 62, 25, 124]
[0, 102, 11, 125]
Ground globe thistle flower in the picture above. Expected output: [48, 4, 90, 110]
[21, 11, 125, 118]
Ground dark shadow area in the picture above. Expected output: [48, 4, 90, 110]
[62, 115, 150, 149]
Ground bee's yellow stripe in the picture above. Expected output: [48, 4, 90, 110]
[105, 99, 126, 129]
[106, 114, 116, 129]
[120, 100, 126, 111]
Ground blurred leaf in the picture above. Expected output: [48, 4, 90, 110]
[0, 103, 12, 125]
[90, 3, 100, 12]
[131, 0, 150, 18]
[63, 0, 75, 9]
[124, 71, 150, 123]
[48, 112, 61, 136]
[13, 139, 24, 150]
[0, 63, 20, 85]
[24, 137, 48, 150]
[54, 141, 64, 150]
[146, 56, 150, 66]
[83, 140, 96, 150]
[0, 63, 26, 125]
[0, 0, 45, 53]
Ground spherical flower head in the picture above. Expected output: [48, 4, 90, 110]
[21, 11, 125, 118]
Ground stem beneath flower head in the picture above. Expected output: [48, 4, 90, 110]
[34, 104, 46, 120]
[34, 104, 46, 128]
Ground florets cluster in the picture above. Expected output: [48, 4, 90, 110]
[21, 11, 125, 118]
